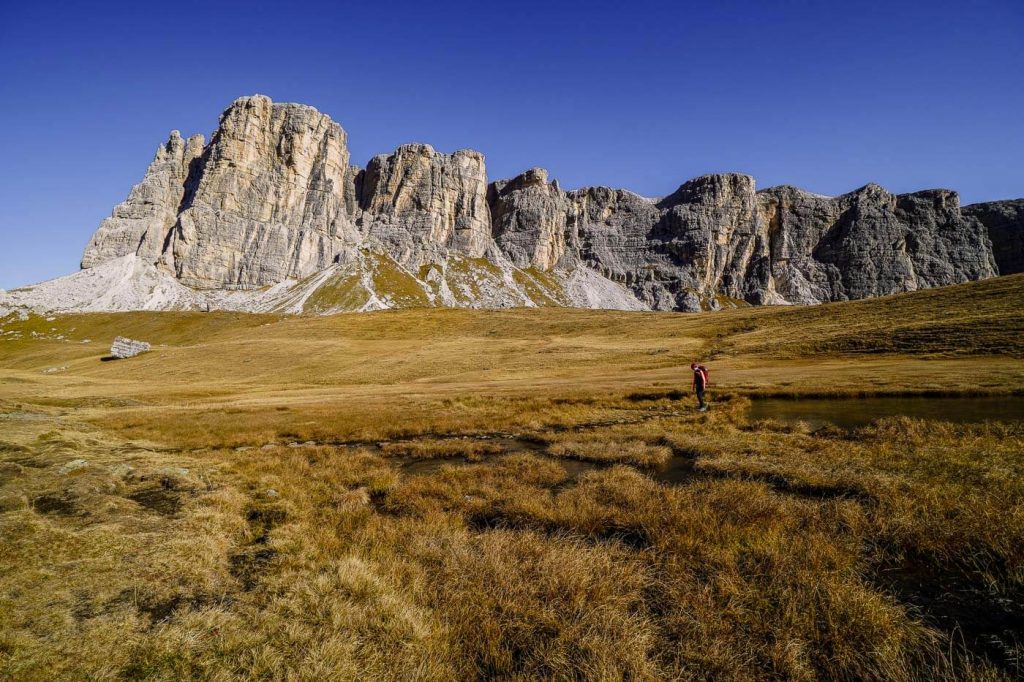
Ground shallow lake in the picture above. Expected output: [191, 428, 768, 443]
[747, 395, 1024, 430]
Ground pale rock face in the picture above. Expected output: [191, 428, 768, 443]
[81, 130, 204, 268]
[489, 168, 570, 271]
[755, 184, 997, 303]
[169, 95, 359, 288]
[110, 336, 151, 359]
[58, 94, 1015, 315]
[359, 144, 492, 265]
[565, 186, 664, 298]
[964, 199, 1024, 275]
[490, 170, 999, 309]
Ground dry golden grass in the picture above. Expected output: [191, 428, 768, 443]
[378, 438, 508, 461]
[547, 438, 673, 467]
[1, 275, 1023, 679]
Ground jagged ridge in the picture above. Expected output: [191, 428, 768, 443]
[7, 94, 1024, 314]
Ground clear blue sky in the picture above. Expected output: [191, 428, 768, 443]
[1, 0, 1021, 288]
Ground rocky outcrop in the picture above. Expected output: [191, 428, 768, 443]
[489, 168, 570, 270]
[492, 174, 998, 311]
[69, 94, 1016, 314]
[169, 95, 360, 289]
[964, 200, 1024, 275]
[752, 184, 997, 305]
[82, 131, 204, 268]
[359, 144, 492, 264]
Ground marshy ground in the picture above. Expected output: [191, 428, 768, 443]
[1, 275, 1023, 680]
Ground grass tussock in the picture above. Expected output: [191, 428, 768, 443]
[378, 438, 508, 461]
[547, 439, 673, 467]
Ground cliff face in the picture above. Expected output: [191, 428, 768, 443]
[169, 95, 360, 289]
[964, 200, 1024, 275]
[359, 144, 493, 264]
[74, 94, 1017, 313]
[81, 130, 204, 269]
[493, 174, 998, 311]
[489, 168, 570, 271]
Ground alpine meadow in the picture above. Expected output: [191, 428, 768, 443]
[3, 1, 1024, 680]
[2, 274, 1023, 679]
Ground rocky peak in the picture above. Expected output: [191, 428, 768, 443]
[81, 129, 205, 269]
[658, 173, 756, 209]
[360, 144, 492, 262]
[168, 94, 357, 288]
[489, 168, 570, 270]
[64, 94, 1020, 315]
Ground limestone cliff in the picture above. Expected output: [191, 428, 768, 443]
[64, 94, 1019, 315]
[489, 168, 570, 270]
[169, 95, 359, 289]
[964, 200, 1024, 275]
[81, 131, 204, 269]
[358, 144, 492, 265]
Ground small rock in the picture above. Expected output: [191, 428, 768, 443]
[110, 336, 151, 359]
[59, 459, 89, 474]
[678, 292, 703, 313]
[81, 339, 92, 344]
[110, 463, 135, 478]
[157, 467, 190, 478]
[235, 446, 253, 452]
[266, 488, 279, 498]
[261, 444, 276, 451]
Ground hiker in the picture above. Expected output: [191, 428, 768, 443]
[691, 362, 710, 412]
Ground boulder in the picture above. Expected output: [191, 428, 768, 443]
[110, 336, 151, 359]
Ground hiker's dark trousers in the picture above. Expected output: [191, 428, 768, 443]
[695, 387, 706, 409]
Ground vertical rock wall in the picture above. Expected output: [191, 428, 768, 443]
[78, 94, 1013, 310]
[81, 131, 204, 269]
[358, 144, 493, 265]
[168, 95, 359, 289]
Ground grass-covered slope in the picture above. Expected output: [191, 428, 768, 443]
[1, 275, 1023, 679]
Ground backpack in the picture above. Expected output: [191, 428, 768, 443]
[695, 365, 710, 387]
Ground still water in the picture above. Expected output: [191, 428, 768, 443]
[747, 395, 1024, 430]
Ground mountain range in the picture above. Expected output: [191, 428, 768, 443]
[3, 94, 1021, 315]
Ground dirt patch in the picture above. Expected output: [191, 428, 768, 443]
[246, 505, 287, 544]
[126, 486, 183, 516]
[625, 390, 686, 402]
[229, 548, 277, 591]
[31, 493, 76, 516]
[137, 594, 215, 625]
[689, 467, 876, 504]
[228, 504, 288, 590]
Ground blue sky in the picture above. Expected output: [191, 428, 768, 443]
[1, 0, 1021, 288]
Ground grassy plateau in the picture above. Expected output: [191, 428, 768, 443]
[1, 274, 1023, 680]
